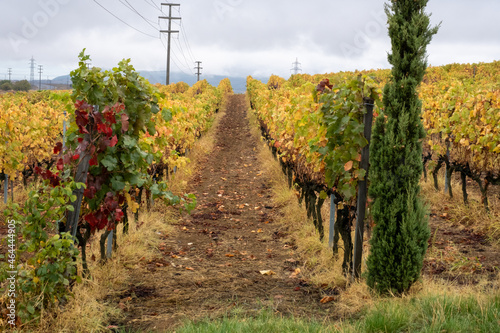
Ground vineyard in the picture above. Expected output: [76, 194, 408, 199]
[0, 51, 232, 325]
[0, 51, 499, 333]
[248, 61, 500, 206]
[247, 61, 500, 277]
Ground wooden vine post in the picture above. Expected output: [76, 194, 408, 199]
[352, 97, 374, 279]
[65, 131, 91, 238]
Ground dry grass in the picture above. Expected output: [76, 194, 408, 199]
[30, 209, 177, 333]
[0, 181, 33, 224]
[421, 170, 500, 244]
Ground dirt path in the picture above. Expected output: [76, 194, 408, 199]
[115, 94, 335, 331]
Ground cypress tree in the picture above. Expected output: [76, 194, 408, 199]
[366, 0, 439, 295]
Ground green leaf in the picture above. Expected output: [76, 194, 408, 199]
[146, 121, 156, 135]
[123, 135, 137, 148]
[129, 174, 146, 187]
[151, 103, 160, 114]
[27, 304, 35, 314]
[111, 177, 126, 191]
[161, 108, 173, 122]
[101, 155, 118, 170]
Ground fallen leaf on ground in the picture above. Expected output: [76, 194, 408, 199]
[225, 253, 235, 257]
[320, 296, 335, 304]
[260, 270, 276, 276]
[289, 268, 301, 278]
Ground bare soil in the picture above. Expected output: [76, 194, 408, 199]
[112, 95, 338, 331]
[424, 215, 500, 285]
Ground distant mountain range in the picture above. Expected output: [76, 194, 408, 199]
[52, 71, 269, 94]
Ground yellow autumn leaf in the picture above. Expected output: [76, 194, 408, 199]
[125, 193, 140, 214]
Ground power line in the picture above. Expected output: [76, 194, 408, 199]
[174, 7, 197, 63]
[161, 35, 193, 75]
[162, 6, 198, 73]
[159, 37, 191, 77]
[92, 0, 158, 39]
[143, 0, 162, 12]
[172, 35, 195, 74]
[119, 0, 159, 28]
[179, 21, 197, 63]
[167, 7, 197, 66]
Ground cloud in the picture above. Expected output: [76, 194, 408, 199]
[0, 0, 498, 80]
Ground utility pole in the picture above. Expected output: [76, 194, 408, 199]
[38, 65, 43, 90]
[29, 56, 36, 86]
[159, 3, 180, 85]
[8, 68, 12, 82]
[194, 61, 202, 82]
[290, 57, 302, 75]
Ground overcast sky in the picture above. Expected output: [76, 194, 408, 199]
[1, 0, 499, 82]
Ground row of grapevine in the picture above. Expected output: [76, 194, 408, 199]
[247, 61, 500, 272]
[250, 61, 500, 210]
[1, 51, 232, 324]
[247, 74, 380, 273]
[248, 74, 380, 199]
[420, 74, 500, 209]
[0, 78, 230, 188]
[0, 91, 70, 183]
